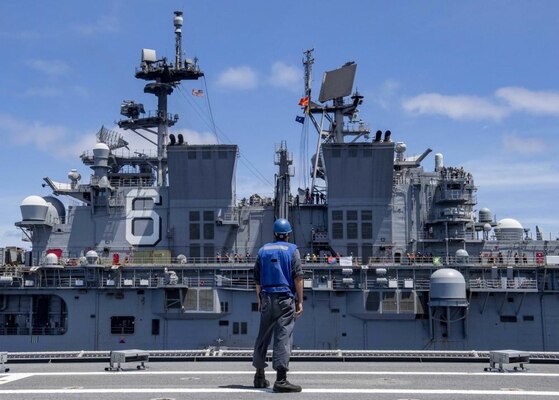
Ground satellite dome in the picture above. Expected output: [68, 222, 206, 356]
[85, 250, 99, 265]
[479, 208, 492, 223]
[497, 218, 523, 230]
[395, 142, 406, 153]
[45, 253, 59, 266]
[20, 195, 49, 221]
[494, 218, 524, 241]
[455, 249, 469, 263]
[93, 142, 110, 151]
[430, 268, 466, 300]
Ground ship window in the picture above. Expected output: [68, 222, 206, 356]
[331, 148, 341, 158]
[332, 210, 343, 221]
[110, 316, 135, 334]
[220, 301, 229, 312]
[332, 222, 343, 239]
[252, 303, 259, 311]
[189, 244, 201, 259]
[348, 148, 358, 157]
[347, 210, 358, 220]
[233, 322, 239, 334]
[347, 222, 358, 239]
[202, 150, 211, 159]
[165, 289, 183, 309]
[241, 322, 247, 334]
[204, 223, 214, 240]
[362, 222, 372, 239]
[232, 322, 248, 334]
[500, 316, 517, 323]
[347, 244, 358, 258]
[523, 315, 534, 321]
[203, 211, 214, 221]
[365, 292, 380, 311]
[188, 151, 197, 159]
[218, 151, 228, 159]
[361, 210, 372, 220]
[219, 320, 229, 326]
[203, 244, 215, 259]
[190, 211, 200, 221]
[190, 223, 200, 240]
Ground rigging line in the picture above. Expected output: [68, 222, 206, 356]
[175, 86, 273, 187]
[201, 76, 219, 144]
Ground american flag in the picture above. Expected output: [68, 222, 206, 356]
[192, 89, 204, 97]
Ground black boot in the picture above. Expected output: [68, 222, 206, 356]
[273, 368, 302, 393]
[253, 368, 269, 388]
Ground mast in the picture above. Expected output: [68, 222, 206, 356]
[118, 10, 204, 187]
[302, 54, 370, 196]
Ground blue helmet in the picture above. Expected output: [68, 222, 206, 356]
[273, 218, 292, 235]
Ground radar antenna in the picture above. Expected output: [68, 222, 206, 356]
[96, 125, 129, 151]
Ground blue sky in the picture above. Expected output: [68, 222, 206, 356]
[1, 0, 559, 249]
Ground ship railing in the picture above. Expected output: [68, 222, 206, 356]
[468, 277, 538, 291]
[365, 277, 431, 290]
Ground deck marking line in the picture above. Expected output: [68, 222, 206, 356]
[5, 370, 559, 378]
[0, 388, 558, 395]
[0, 374, 33, 386]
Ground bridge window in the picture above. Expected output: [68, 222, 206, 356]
[111, 316, 135, 334]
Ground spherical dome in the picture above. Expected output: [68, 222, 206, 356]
[483, 223, 492, 232]
[21, 195, 48, 207]
[85, 250, 99, 265]
[430, 268, 466, 300]
[93, 142, 110, 151]
[68, 169, 81, 181]
[455, 249, 469, 257]
[45, 253, 58, 265]
[497, 218, 523, 230]
[395, 142, 406, 153]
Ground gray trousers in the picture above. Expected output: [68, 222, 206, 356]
[252, 292, 295, 371]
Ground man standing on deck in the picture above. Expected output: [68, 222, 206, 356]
[252, 218, 304, 393]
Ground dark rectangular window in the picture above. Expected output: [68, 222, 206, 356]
[204, 223, 214, 240]
[188, 151, 197, 159]
[523, 315, 534, 321]
[347, 222, 358, 239]
[347, 210, 358, 220]
[189, 211, 200, 221]
[365, 292, 380, 311]
[241, 322, 247, 335]
[202, 150, 211, 159]
[220, 301, 229, 312]
[218, 151, 228, 159]
[500, 316, 517, 323]
[151, 319, 160, 335]
[332, 210, 343, 221]
[219, 320, 229, 326]
[233, 322, 239, 334]
[189, 244, 200, 259]
[332, 222, 343, 239]
[203, 211, 214, 221]
[361, 210, 372, 220]
[362, 222, 372, 239]
[348, 148, 358, 157]
[110, 316, 135, 334]
[252, 303, 259, 312]
[189, 223, 200, 240]
[331, 148, 341, 158]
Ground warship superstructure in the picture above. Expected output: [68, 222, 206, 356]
[2, 11, 559, 353]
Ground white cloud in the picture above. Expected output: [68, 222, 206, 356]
[216, 66, 258, 90]
[496, 87, 559, 116]
[402, 93, 509, 120]
[1, 113, 66, 148]
[25, 59, 70, 76]
[502, 133, 547, 155]
[372, 79, 401, 109]
[464, 159, 559, 188]
[75, 14, 119, 36]
[268, 62, 300, 91]
[23, 86, 62, 97]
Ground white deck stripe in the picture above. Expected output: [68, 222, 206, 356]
[3, 370, 558, 377]
[0, 374, 33, 386]
[0, 388, 558, 396]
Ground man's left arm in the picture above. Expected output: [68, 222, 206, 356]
[292, 249, 304, 317]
